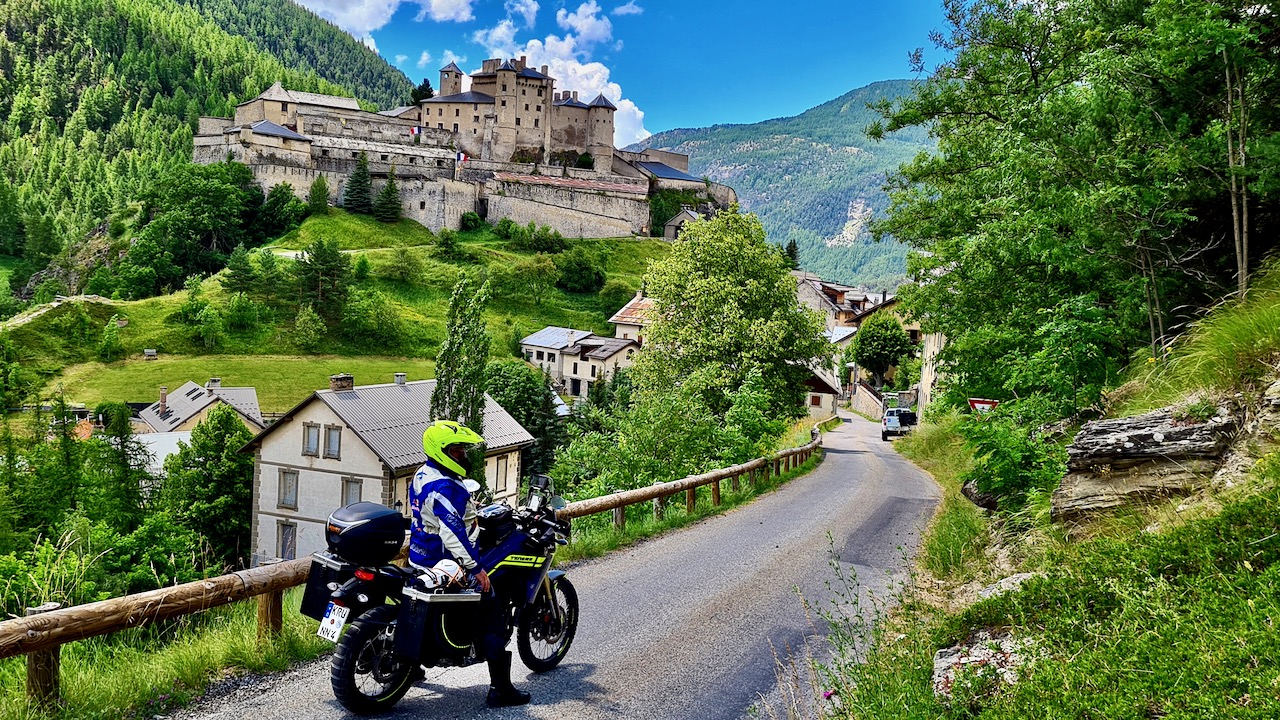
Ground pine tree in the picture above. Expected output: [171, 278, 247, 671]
[784, 238, 800, 269]
[410, 78, 435, 103]
[254, 248, 283, 300]
[220, 243, 257, 296]
[294, 237, 351, 320]
[344, 152, 373, 214]
[373, 170, 402, 223]
[432, 275, 491, 440]
[307, 176, 330, 216]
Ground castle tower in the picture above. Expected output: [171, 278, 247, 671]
[586, 94, 617, 170]
[439, 62, 463, 97]
[493, 59, 518, 161]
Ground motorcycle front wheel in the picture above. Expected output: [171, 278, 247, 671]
[517, 576, 579, 673]
[330, 604, 415, 715]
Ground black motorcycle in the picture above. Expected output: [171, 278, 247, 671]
[299, 474, 578, 715]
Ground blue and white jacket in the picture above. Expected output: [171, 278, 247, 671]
[408, 459, 481, 574]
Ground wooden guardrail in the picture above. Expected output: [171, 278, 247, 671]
[0, 427, 825, 704]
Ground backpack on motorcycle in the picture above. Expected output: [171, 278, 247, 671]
[325, 502, 406, 567]
[476, 503, 516, 550]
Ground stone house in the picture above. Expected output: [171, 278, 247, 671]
[137, 378, 265, 434]
[240, 373, 534, 565]
[608, 292, 656, 344]
[663, 208, 701, 240]
[520, 326, 594, 382]
[804, 367, 843, 419]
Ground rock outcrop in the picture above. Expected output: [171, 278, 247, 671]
[1051, 405, 1239, 520]
[931, 630, 1031, 704]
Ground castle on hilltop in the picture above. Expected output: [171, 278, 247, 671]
[194, 57, 736, 237]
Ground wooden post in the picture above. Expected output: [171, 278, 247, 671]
[25, 602, 61, 706]
[731, 470, 741, 494]
[654, 495, 665, 521]
[257, 560, 283, 640]
[711, 478, 721, 506]
[685, 487, 696, 514]
[613, 505, 626, 531]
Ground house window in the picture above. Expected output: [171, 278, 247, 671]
[534, 118, 539, 128]
[302, 423, 320, 456]
[810, 395, 822, 407]
[501, 100, 507, 107]
[438, 108, 443, 116]
[522, 89, 526, 96]
[515, 117, 521, 126]
[453, 123, 459, 132]
[622, 333, 629, 339]
[547, 353, 555, 362]
[537, 88, 543, 96]
[536, 105, 541, 112]
[572, 362, 578, 374]
[278, 469, 299, 509]
[380, 154, 388, 161]
[409, 157, 415, 163]
[321, 149, 329, 157]
[352, 151, 359, 158]
[455, 109, 460, 116]
[495, 455, 510, 496]
[536, 351, 544, 360]
[280, 102, 288, 112]
[323, 425, 342, 459]
[502, 84, 507, 91]
[420, 201, 426, 210]
[341, 477, 362, 506]
[524, 104, 529, 111]
[438, 123, 444, 129]
[590, 365, 597, 378]
[474, 116, 480, 123]
[524, 350, 533, 360]
[278, 522, 297, 561]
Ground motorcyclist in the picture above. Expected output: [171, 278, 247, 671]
[409, 419, 532, 708]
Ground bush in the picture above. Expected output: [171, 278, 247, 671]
[224, 294, 262, 332]
[434, 229, 472, 262]
[598, 279, 636, 316]
[98, 316, 125, 362]
[460, 211, 485, 231]
[575, 152, 594, 170]
[195, 305, 223, 349]
[556, 246, 606, 293]
[293, 305, 326, 351]
[510, 222, 567, 253]
[341, 288, 404, 348]
[956, 395, 1066, 511]
[494, 217, 518, 239]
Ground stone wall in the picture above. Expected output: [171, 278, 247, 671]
[486, 178, 648, 233]
[852, 381, 885, 421]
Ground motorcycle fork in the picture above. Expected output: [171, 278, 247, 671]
[537, 557, 564, 625]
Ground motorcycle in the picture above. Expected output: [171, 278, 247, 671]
[299, 474, 578, 715]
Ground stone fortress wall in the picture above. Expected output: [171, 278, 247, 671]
[193, 58, 736, 237]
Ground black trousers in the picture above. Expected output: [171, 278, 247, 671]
[477, 585, 510, 661]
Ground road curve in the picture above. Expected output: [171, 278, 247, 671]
[172, 413, 939, 720]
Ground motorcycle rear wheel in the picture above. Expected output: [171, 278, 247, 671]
[517, 576, 579, 673]
[331, 604, 415, 715]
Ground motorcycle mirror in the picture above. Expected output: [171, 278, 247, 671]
[549, 495, 567, 510]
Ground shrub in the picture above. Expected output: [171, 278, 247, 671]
[342, 288, 404, 348]
[460, 211, 485, 231]
[555, 246, 606, 293]
[224, 294, 262, 332]
[293, 305, 326, 351]
[598, 279, 636, 316]
[434, 228, 472, 262]
[98, 316, 125, 362]
[575, 152, 594, 170]
[956, 395, 1066, 511]
[494, 217, 518, 239]
[195, 305, 223, 350]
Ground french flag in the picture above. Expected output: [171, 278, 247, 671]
[409, 126, 421, 136]
[456, 151, 468, 163]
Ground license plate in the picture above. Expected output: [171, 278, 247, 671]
[317, 602, 350, 642]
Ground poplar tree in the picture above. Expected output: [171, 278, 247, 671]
[432, 275, 491, 446]
[344, 152, 373, 214]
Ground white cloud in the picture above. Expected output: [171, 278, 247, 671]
[612, 1, 642, 15]
[442, 49, 468, 67]
[414, 0, 474, 22]
[416, 50, 433, 68]
[395, 54, 409, 64]
[505, 0, 540, 28]
[361, 34, 379, 52]
[556, 1, 612, 48]
[471, 19, 520, 53]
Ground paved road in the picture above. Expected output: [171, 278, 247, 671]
[173, 413, 938, 720]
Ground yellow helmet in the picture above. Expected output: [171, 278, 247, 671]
[422, 420, 484, 477]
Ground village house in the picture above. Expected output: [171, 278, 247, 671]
[240, 373, 533, 565]
[519, 326, 593, 382]
[804, 367, 843, 419]
[137, 378, 265, 434]
[663, 208, 701, 240]
[608, 291, 655, 344]
[521, 326, 638, 397]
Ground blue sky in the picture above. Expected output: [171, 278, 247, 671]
[295, 0, 946, 146]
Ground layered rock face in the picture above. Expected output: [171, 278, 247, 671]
[1050, 407, 1239, 520]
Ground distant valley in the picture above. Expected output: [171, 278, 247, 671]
[630, 80, 933, 290]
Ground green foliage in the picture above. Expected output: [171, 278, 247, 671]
[555, 246, 607, 293]
[372, 174, 402, 223]
[849, 311, 912, 387]
[175, 276, 209, 325]
[510, 223, 567, 253]
[160, 404, 255, 570]
[258, 183, 306, 239]
[783, 237, 800, 269]
[485, 362, 564, 473]
[97, 316, 125, 362]
[352, 253, 371, 281]
[957, 396, 1067, 511]
[434, 228, 470, 262]
[223, 293, 262, 332]
[410, 77, 435, 103]
[293, 237, 350, 321]
[382, 245, 424, 284]
[306, 176, 330, 217]
[432, 275, 491, 439]
[341, 288, 404, 349]
[598, 279, 636, 317]
[719, 370, 788, 464]
[253, 247, 284, 301]
[633, 206, 830, 417]
[292, 305, 326, 351]
[219, 244, 257, 296]
[344, 152, 373, 214]
[648, 189, 706, 236]
[33, 278, 67, 304]
[492, 254, 558, 305]
[493, 217, 518, 240]
[574, 152, 594, 170]
[195, 304, 223, 349]
[459, 211, 485, 231]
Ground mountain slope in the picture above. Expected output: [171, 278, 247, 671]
[177, 0, 413, 110]
[631, 80, 932, 289]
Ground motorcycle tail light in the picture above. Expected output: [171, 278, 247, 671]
[354, 568, 376, 581]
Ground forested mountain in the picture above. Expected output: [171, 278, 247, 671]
[0, 0, 399, 306]
[630, 80, 932, 290]
[177, 0, 413, 110]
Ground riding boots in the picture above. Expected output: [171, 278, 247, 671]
[485, 651, 531, 707]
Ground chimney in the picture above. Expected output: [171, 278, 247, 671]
[394, 372, 407, 385]
[881, 291, 887, 304]
[541, 64, 548, 76]
[159, 386, 168, 415]
[572, 91, 578, 100]
[519, 55, 527, 68]
[206, 377, 221, 394]
[329, 373, 354, 392]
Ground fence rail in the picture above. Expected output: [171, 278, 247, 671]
[0, 425, 827, 704]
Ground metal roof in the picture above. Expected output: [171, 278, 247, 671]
[519, 67, 551, 80]
[377, 106, 416, 117]
[245, 82, 361, 111]
[498, 60, 517, 71]
[553, 96, 591, 109]
[136, 431, 193, 476]
[226, 120, 311, 142]
[424, 91, 496, 104]
[588, 94, 617, 110]
[566, 336, 638, 361]
[521, 326, 595, 350]
[244, 380, 534, 473]
[637, 161, 700, 182]
[823, 326, 857, 344]
[139, 381, 264, 432]
[608, 294, 656, 326]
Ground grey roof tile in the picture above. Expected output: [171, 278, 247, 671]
[588, 94, 617, 110]
[139, 381, 264, 432]
[521, 326, 595, 350]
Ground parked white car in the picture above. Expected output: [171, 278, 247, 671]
[882, 407, 917, 441]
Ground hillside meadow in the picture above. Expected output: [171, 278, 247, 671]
[19, 210, 668, 409]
